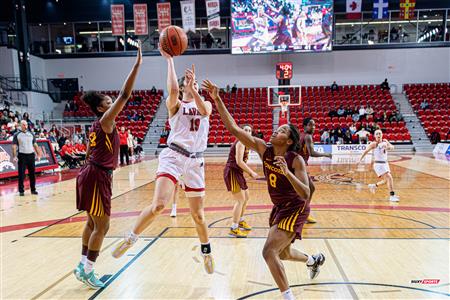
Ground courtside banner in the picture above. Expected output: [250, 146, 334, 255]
[332, 144, 368, 154]
[205, 0, 220, 31]
[180, 0, 196, 33]
[111, 4, 125, 36]
[157, 3, 172, 32]
[433, 143, 450, 155]
[0, 140, 58, 179]
[134, 4, 148, 35]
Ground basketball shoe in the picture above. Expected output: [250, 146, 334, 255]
[368, 184, 377, 194]
[229, 227, 247, 238]
[170, 206, 177, 217]
[239, 220, 252, 231]
[111, 232, 137, 258]
[80, 269, 105, 289]
[306, 215, 317, 224]
[389, 195, 400, 202]
[202, 253, 215, 274]
[73, 262, 84, 282]
[307, 253, 325, 280]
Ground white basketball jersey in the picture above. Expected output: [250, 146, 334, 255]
[373, 142, 388, 161]
[167, 100, 209, 152]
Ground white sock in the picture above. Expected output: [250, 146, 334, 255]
[282, 288, 296, 300]
[84, 259, 94, 274]
[171, 204, 177, 211]
[81, 255, 87, 265]
[239, 217, 244, 222]
[306, 255, 315, 266]
[231, 223, 239, 230]
[128, 231, 139, 243]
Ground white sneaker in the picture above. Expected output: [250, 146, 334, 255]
[170, 207, 177, 217]
[368, 184, 377, 194]
[389, 195, 400, 202]
[111, 232, 137, 258]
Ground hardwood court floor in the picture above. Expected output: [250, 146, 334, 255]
[1, 154, 449, 299]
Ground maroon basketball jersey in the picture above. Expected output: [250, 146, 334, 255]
[298, 132, 310, 165]
[262, 146, 308, 207]
[88, 120, 120, 169]
[226, 141, 249, 173]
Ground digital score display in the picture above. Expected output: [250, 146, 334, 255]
[276, 62, 293, 80]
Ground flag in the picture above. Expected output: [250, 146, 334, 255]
[157, 3, 171, 32]
[133, 4, 148, 35]
[400, 0, 415, 20]
[111, 4, 125, 36]
[180, 0, 196, 33]
[205, 0, 220, 32]
[373, 0, 388, 19]
[346, 0, 362, 19]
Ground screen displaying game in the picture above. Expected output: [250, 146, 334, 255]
[231, 0, 333, 54]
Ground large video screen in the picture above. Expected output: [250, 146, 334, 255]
[231, 0, 333, 54]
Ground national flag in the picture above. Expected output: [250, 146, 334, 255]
[400, 0, 416, 20]
[373, 0, 389, 19]
[346, 0, 362, 19]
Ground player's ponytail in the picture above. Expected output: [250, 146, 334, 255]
[81, 91, 105, 117]
[287, 124, 300, 152]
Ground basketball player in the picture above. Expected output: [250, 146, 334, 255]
[272, 6, 293, 50]
[299, 118, 332, 224]
[111, 47, 215, 274]
[203, 80, 325, 300]
[358, 129, 399, 202]
[247, 6, 272, 51]
[292, 8, 307, 47]
[224, 124, 258, 238]
[73, 42, 142, 289]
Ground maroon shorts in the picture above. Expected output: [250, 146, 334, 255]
[224, 167, 248, 193]
[76, 163, 112, 217]
[273, 33, 292, 46]
[269, 202, 310, 241]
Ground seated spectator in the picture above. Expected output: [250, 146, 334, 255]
[226, 84, 231, 93]
[367, 122, 377, 134]
[134, 96, 143, 105]
[365, 105, 374, 116]
[60, 140, 79, 168]
[352, 111, 360, 122]
[321, 128, 330, 144]
[0, 128, 9, 140]
[337, 106, 345, 116]
[395, 110, 403, 122]
[330, 81, 339, 92]
[343, 130, 352, 144]
[231, 84, 237, 93]
[7, 117, 18, 131]
[358, 105, 366, 120]
[138, 112, 145, 121]
[345, 106, 353, 116]
[74, 140, 87, 161]
[48, 131, 59, 151]
[150, 86, 157, 94]
[430, 131, 441, 144]
[380, 78, 390, 91]
[58, 133, 67, 150]
[356, 128, 370, 144]
[335, 127, 344, 144]
[420, 99, 430, 110]
[0, 111, 7, 126]
[328, 109, 338, 118]
[50, 124, 60, 137]
[349, 123, 357, 134]
[389, 111, 398, 123]
[65, 101, 71, 112]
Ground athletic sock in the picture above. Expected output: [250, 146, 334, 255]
[282, 288, 296, 300]
[81, 255, 87, 265]
[172, 204, 177, 210]
[84, 259, 95, 274]
[306, 255, 315, 266]
[239, 217, 245, 222]
[201, 242, 211, 255]
[231, 223, 239, 230]
[81, 245, 88, 264]
[84, 249, 99, 274]
[390, 191, 395, 196]
[129, 231, 139, 243]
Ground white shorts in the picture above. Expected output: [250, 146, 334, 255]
[373, 162, 391, 177]
[156, 148, 205, 197]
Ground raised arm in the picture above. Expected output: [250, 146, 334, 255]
[305, 134, 331, 158]
[358, 142, 375, 163]
[160, 46, 180, 117]
[100, 41, 142, 132]
[236, 141, 258, 178]
[274, 155, 310, 199]
[185, 65, 212, 117]
[383, 139, 395, 151]
[202, 79, 266, 156]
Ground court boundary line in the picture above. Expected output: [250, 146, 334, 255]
[88, 228, 169, 300]
[236, 282, 450, 299]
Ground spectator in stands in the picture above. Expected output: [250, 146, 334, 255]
[74, 140, 87, 161]
[420, 99, 430, 110]
[389, 111, 398, 123]
[58, 133, 67, 150]
[0, 111, 7, 126]
[352, 111, 360, 122]
[328, 108, 338, 118]
[231, 84, 237, 93]
[50, 124, 59, 137]
[127, 129, 134, 159]
[150, 86, 157, 95]
[65, 101, 71, 112]
[349, 123, 357, 135]
[138, 112, 145, 121]
[22, 112, 34, 128]
[380, 78, 390, 91]
[335, 127, 344, 144]
[337, 106, 345, 117]
[204, 32, 215, 48]
[321, 128, 330, 144]
[7, 116, 18, 131]
[344, 130, 352, 144]
[365, 105, 374, 116]
[0, 128, 9, 140]
[356, 127, 370, 144]
[330, 81, 339, 92]
[358, 105, 366, 120]
[60, 139, 78, 169]
[48, 131, 59, 151]
[367, 122, 377, 134]
[226, 85, 231, 93]
[430, 131, 441, 144]
[345, 106, 353, 116]
[119, 126, 130, 165]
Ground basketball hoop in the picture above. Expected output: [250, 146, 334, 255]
[280, 100, 289, 113]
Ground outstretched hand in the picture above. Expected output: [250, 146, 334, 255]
[201, 79, 219, 100]
[135, 40, 142, 65]
[159, 43, 172, 59]
[274, 156, 289, 175]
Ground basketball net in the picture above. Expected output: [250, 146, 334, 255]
[280, 100, 289, 113]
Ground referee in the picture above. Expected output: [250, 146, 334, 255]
[12, 120, 42, 196]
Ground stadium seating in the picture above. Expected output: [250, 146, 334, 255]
[404, 83, 450, 142]
[64, 89, 163, 140]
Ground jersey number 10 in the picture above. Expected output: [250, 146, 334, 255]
[190, 118, 200, 132]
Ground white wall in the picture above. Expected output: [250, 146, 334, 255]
[30, 55, 46, 81]
[24, 92, 58, 120]
[0, 47, 20, 78]
[40, 47, 450, 92]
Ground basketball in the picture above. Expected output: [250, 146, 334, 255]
[160, 26, 188, 57]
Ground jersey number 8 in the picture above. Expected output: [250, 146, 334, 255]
[269, 173, 277, 188]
